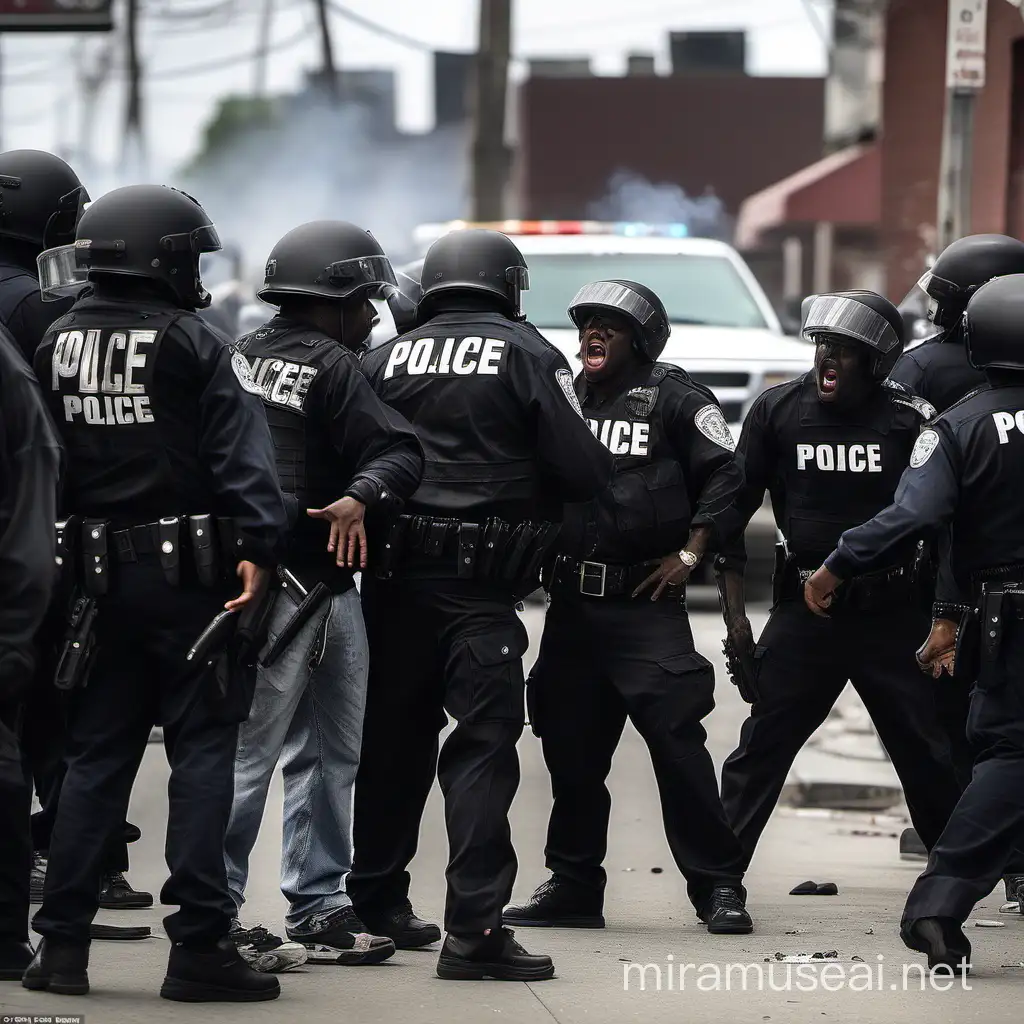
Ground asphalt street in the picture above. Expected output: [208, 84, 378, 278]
[3, 600, 1023, 1024]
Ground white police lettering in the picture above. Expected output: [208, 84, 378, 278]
[795, 443, 883, 472]
[991, 410, 1024, 445]
[243, 355, 318, 411]
[909, 429, 941, 468]
[694, 404, 736, 451]
[555, 368, 583, 417]
[231, 349, 270, 398]
[586, 418, 650, 456]
[382, 337, 506, 379]
[52, 328, 156, 426]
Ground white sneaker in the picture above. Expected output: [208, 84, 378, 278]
[229, 923, 308, 973]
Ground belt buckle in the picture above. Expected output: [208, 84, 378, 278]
[579, 560, 607, 598]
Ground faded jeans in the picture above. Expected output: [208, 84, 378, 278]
[224, 584, 368, 930]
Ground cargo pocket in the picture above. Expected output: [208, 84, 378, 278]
[646, 650, 716, 747]
[446, 621, 529, 723]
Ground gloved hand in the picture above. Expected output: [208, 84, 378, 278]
[916, 618, 959, 678]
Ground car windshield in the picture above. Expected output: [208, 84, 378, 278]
[520, 253, 770, 331]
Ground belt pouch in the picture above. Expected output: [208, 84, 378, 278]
[81, 519, 109, 596]
[189, 515, 220, 587]
[157, 517, 182, 587]
[458, 523, 480, 578]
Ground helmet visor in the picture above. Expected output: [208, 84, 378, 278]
[42, 186, 90, 250]
[569, 280, 657, 327]
[801, 294, 901, 357]
[325, 254, 399, 299]
[36, 243, 88, 301]
[161, 223, 222, 256]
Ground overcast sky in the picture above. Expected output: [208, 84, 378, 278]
[0, 0, 831, 177]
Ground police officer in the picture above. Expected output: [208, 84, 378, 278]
[224, 221, 423, 968]
[0, 328, 62, 981]
[715, 290, 961, 871]
[503, 280, 754, 935]
[26, 184, 288, 1001]
[804, 274, 1024, 971]
[352, 229, 614, 980]
[889, 235, 1024, 870]
[0, 148, 149, 922]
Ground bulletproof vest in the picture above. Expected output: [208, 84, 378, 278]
[568, 364, 694, 561]
[233, 321, 339, 548]
[776, 382, 923, 566]
[943, 384, 1024, 580]
[914, 339, 987, 413]
[0, 260, 43, 361]
[37, 299, 192, 523]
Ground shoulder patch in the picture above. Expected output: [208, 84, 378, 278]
[555, 367, 583, 417]
[909, 428, 940, 468]
[230, 348, 268, 398]
[694, 404, 736, 451]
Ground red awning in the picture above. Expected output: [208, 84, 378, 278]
[735, 144, 880, 249]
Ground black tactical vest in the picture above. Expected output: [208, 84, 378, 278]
[774, 381, 929, 566]
[564, 364, 695, 563]
[234, 320, 342, 555]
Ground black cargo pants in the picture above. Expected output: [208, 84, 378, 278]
[32, 562, 240, 946]
[721, 596, 962, 868]
[349, 575, 529, 935]
[0, 702, 31, 944]
[529, 590, 747, 912]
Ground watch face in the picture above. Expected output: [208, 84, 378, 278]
[680, 550, 697, 566]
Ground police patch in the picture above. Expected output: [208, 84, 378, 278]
[231, 349, 268, 398]
[694, 404, 736, 451]
[625, 385, 659, 419]
[910, 428, 940, 468]
[555, 368, 583, 417]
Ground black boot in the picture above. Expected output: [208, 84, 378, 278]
[697, 887, 753, 935]
[0, 940, 34, 982]
[21, 938, 90, 996]
[901, 917, 972, 974]
[99, 871, 153, 910]
[159, 937, 281, 1002]
[502, 877, 604, 928]
[360, 900, 441, 949]
[436, 928, 555, 981]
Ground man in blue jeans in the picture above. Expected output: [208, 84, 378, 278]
[223, 221, 424, 971]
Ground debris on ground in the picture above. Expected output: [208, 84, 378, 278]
[764, 951, 842, 963]
[790, 880, 839, 896]
[651, 867, 663, 874]
[974, 920, 1006, 928]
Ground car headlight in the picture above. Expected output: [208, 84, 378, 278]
[761, 372, 796, 391]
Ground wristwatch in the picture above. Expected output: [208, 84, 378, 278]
[678, 549, 700, 568]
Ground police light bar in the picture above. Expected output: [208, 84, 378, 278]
[414, 220, 690, 244]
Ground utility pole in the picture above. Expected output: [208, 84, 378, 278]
[254, 0, 276, 98]
[470, 0, 513, 221]
[937, 0, 987, 250]
[122, 0, 146, 176]
[313, 0, 339, 103]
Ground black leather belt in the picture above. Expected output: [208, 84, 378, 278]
[549, 555, 683, 600]
[111, 519, 178, 562]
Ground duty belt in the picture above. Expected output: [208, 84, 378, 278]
[376, 513, 559, 587]
[780, 558, 916, 610]
[547, 555, 684, 601]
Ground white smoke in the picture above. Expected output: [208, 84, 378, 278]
[587, 169, 734, 242]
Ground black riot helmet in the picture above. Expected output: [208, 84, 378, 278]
[0, 149, 89, 250]
[258, 220, 398, 306]
[387, 258, 423, 334]
[50, 184, 222, 310]
[920, 234, 1024, 334]
[801, 290, 904, 380]
[568, 279, 671, 362]
[418, 229, 530, 320]
[963, 274, 1024, 373]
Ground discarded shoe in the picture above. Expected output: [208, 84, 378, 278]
[790, 880, 839, 896]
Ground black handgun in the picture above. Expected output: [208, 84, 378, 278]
[186, 608, 239, 672]
[54, 590, 99, 691]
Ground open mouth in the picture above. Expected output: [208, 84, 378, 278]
[819, 366, 838, 394]
[583, 337, 608, 373]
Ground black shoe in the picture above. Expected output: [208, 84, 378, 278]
[899, 828, 928, 861]
[436, 928, 555, 981]
[1004, 874, 1024, 907]
[0, 941, 34, 982]
[99, 870, 153, 910]
[159, 937, 281, 1002]
[360, 900, 441, 949]
[29, 852, 46, 904]
[21, 938, 90, 996]
[901, 917, 972, 974]
[502, 876, 605, 928]
[285, 906, 396, 965]
[698, 887, 754, 935]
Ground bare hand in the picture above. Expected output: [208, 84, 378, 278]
[726, 614, 755, 656]
[916, 618, 959, 678]
[225, 561, 268, 612]
[632, 553, 697, 601]
[307, 496, 367, 569]
[804, 565, 841, 617]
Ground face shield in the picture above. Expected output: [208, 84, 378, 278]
[568, 280, 657, 335]
[159, 223, 222, 308]
[324, 254, 400, 301]
[42, 185, 90, 250]
[801, 293, 901, 365]
[36, 242, 89, 301]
